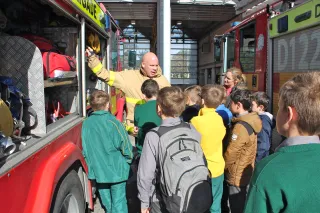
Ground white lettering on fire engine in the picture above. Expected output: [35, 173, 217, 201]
[276, 28, 320, 71]
[257, 34, 264, 51]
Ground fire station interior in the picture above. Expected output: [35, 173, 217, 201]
[0, 0, 107, 152]
[0, 0, 304, 158]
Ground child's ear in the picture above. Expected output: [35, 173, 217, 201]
[259, 104, 265, 112]
[288, 106, 298, 123]
[237, 101, 242, 110]
[186, 96, 190, 105]
[157, 104, 162, 116]
[201, 99, 205, 106]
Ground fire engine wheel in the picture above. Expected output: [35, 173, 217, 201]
[51, 170, 85, 213]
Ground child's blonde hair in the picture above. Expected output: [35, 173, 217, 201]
[184, 85, 202, 106]
[279, 72, 320, 135]
[90, 90, 109, 111]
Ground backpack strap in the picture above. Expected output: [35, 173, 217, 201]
[237, 120, 254, 135]
[151, 122, 191, 138]
[148, 122, 191, 169]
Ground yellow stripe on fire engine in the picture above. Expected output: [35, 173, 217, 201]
[70, 0, 105, 29]
[269, 0, 320, 38]
[125, 97, 146, 105]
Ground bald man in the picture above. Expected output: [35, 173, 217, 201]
[86, 47, 170, 132]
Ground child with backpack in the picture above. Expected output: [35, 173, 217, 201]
[224, 89, 262, 213]
[251, 92, 275, 163]
[190, 84, 226, 213]
[81, 90, 133, 213]
[181, 85, 202, 122]
[137, 86, 212, 213]
[134, 79, 161, 158]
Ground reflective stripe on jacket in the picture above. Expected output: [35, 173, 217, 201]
[88, 56, 170, 126]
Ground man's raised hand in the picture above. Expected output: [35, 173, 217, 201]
[86, 46, 95, 57]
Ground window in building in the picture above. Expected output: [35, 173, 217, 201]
[121, 40, 150, 70]
[239, 23, 256, 73]
[120, 25, 151, 70]
[207, 68, 212, 80]
[214, 37, 222, 62]
[171, 37, 198, 85]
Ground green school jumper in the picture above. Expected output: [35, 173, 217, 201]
[82, 110, 133, 213]
[134, 100, 161, 156]
[244, 136, 320, 213]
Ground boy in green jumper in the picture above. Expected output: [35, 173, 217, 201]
[134, 79, 161, 157]
[82, 90, 133, 213]
[244, 72, 320, 213]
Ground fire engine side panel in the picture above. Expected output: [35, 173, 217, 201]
[230, 12, 268, 92]
[0, 120, 87, 213]
[234, 29, 241, 69]
[238, 14, 268, 92]
[254, 14, 268, 92]
[269, 0, 320, 114]
[272, 25, 320, 114]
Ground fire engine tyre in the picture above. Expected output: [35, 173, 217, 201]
[50, 170, 85, 213]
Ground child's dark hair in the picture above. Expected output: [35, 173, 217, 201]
[251, 92, 270, 111]
[141, 79, 159, 99]
[230, 89, 252, 111]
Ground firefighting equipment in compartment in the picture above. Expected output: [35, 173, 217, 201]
[21, 34, 60, 53]
[42, 52, 77, 79]
[0, 99, 13, 137]
[0, 132, 16, 157]
[87, 32, 101, 54]
[0, 76, 38, 136]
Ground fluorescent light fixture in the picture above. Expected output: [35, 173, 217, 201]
[194, 0, 223, 4]
[224, 0, 236, 5]
[178, 0, 193, 3]
[131, 20, 136, 25]
[177, 21, 182, 25]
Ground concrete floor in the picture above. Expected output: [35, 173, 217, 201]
[91, 170, 140, 213]
[91, 135, 139, 213]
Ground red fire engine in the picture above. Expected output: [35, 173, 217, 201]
[0, 0, 122, 212]
[216, 0, 283, 92]
[216, 0, 319, 114]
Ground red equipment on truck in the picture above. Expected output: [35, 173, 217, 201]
[0, 0, 123, 212]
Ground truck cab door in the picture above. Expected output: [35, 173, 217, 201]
[221, 32, 235, 84]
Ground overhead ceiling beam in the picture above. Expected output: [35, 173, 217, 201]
[99, 0, 235, 3]
[98, 0, 157, 2]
